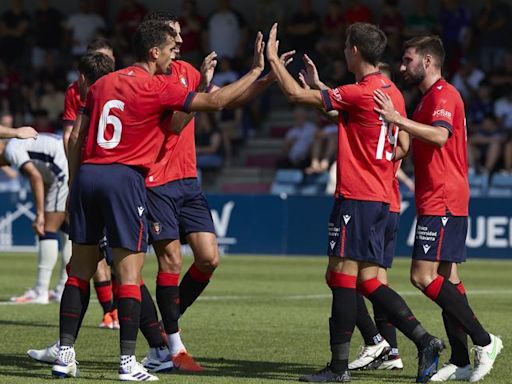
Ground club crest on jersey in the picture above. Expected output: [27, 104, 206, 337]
[151, 222, 161, 235]
[179, 75, 188, 88]
[332, 88, 342, 102]
[422, 244, 431, 254]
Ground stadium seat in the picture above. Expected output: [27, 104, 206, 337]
[270, 183, 297, 195]
[468, 173, 489, 197]
[270, 169, 304, 196]
[488, 173, 512, 197]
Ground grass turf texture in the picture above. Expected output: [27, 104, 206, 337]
[0, 253, 509, 383]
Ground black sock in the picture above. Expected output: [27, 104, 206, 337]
[328, 272, 357, 373]
[179, 264, 211, 315]
[355, 293, 382, 345]
[94, 280, 114, 314]
[156, 272, 180, 335]
[60, 277, 90, 346]
[140, 283, 165, 348]
[373, 300, 398, 350]
[424, 277, 490, 347]
[117, 285, 141, 356]
[75, 284, 90, 339]
[361, 279, 432, 349]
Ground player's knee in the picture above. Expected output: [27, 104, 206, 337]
[410, 272, 430, 290]
[195, 252, 219, 274]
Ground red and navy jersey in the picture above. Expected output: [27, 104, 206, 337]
[412, 78, 469, 216]
[321, 72, 406, 203]
[390, 160, 401, 213]
[146, 60, 201, 187]
[82, 65, 195, 172]
[62, 81, 83, 125]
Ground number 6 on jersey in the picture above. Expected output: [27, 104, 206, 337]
[97, 100, 124, 149]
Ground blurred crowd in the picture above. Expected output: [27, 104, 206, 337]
[1, 0, 512, 176]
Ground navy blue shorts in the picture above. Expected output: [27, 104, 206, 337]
[412, 215, 467, 263]
[146, 178, 215, 244]
[69, 164, 148, 253]
[381, 212, 400, 269]
[327, 197, 389, 265]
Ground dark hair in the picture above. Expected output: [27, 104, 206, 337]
[78, 52, 115, 84]
[403, 35, 445, 68]
[86, 37, 113, 53]
[133, 20, 175, 61]
[346, 23, 387, 66]
[143, 10, 178, 23]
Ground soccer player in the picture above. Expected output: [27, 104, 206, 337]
[53, 20, 266, 380]
[142, 11, 295, 372]
[0, 125, 38, 139]
[266, 22, 444, 383]
[374, 35, 502, 383]
[62, 37, 118, 328]
[0, 133, 70, 305]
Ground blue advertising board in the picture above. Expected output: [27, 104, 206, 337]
[1, 191, 511, 258]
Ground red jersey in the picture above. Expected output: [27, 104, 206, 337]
[82, 65, 195, 172]
[62, 81, 83, 125]
[390, 161, 401, 213]
[146, 60, 201, 187]
[321, 72, 406, 203]
[412, 78, 469, 216]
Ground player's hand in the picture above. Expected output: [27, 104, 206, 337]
[200, 51, 218, 90]
[266, 23, 279, 62]
[374, 89, 400, 124]
[252, 31, 265, 72]
[265, 44, 295, 81]
[298, 71, 311, 90]
[32, 214, 45, 236]
[300, 54, 321, 89]
[16, 126, 38, 140]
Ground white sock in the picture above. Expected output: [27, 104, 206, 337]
[168, 332, 185, 356]
[35, 236, 59, 296]
[55, 232, 72, 293]
[120, 355, 136, 372]
[58, 346, 75, 364]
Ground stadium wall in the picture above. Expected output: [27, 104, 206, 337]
[1, 191, 511, 259]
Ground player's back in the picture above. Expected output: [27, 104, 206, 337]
[326, 72, 405, 203]
[412, 78, 469, 216]
[83, 65, 190, 172]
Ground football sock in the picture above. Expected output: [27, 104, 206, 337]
[179, 263, 212, 315]
[117, 285, 141, 356]
[35, 232, 59, 296]
[424, 276, 490, 347]
[442, 282, 469, 366]
[55, 232, 72, 293]
[360, 278, 433, 349]
[60, 276, 89, 347]
[139, 282, 165, 348]
[328, 271, 357, 372]
[111, 275, 119, 310]
[94, 280, 114, 314]
[168, 331, 186, 356]
[373, 298, 398, 349]
[156, 272, 180, 334]
[355, 293, 383, 345]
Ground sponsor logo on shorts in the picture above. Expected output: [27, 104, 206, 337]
[415, 225, 437, 242]
[342, 215, 351, 225]
[441, 216, 449, 226]
[330, 240, 336, 250]
[328, 223, 340, 237]
[137, 206, 145, 217]
[422, 244, 431, 254]
[151, 222, 161, 235]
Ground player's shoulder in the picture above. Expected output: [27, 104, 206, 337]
[65, 81, 79, 94]
[172, 60, 200, 81]
[431, 79, 463, 103]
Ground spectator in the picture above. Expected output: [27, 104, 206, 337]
[439, 0, 471, 73]
[404, 0, 438, 38]
[0, 0, 31, 64]
[179, 0, 205, 68]
[66, 0, 106, 57]
[196, 113, 224, 171]
[494, 89, 512, 131]
[32, 0, 64, 69]
[476, 0, 512, 71]
[277, 107, 317, 169]
[116, 0, 147, 40]
[255, 0, 283, 39]
[322, 59, 354, 88]
[343, 0, 373, 25]
[206, 0, 247, 62]
[488, 51, 512, 98]
[467, 113, 504, 174]
[451, 58, 485, 102]
[380, 0, 404, 59]
[212, 57, 239, 87]
[32, 109, 55, 134]
[468, 80, 495, 128]
[316, 0, 345, 57]
[38, 81, 65, 124]
[305, 122, 337, 174]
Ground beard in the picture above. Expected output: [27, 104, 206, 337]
[403, 65, 426, 87]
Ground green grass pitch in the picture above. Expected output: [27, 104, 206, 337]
[0, 253, 510, 383]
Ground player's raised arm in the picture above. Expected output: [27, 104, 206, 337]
[187, 32, 265, 112]
[266, 23, 323, 108]
[374, 89, 448, 148]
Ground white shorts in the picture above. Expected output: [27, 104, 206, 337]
[45, 177, 68, 212]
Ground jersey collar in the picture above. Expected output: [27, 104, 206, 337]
[359, 71, 381, 82]
[423, 77, 444, 96]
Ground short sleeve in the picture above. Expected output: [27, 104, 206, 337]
[429, 94, 456, 134]
[320, 84, 362, 112]
[4, 140, 31, 170]
[158, 76, 196, 113]
[62, 85, 79, 124]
